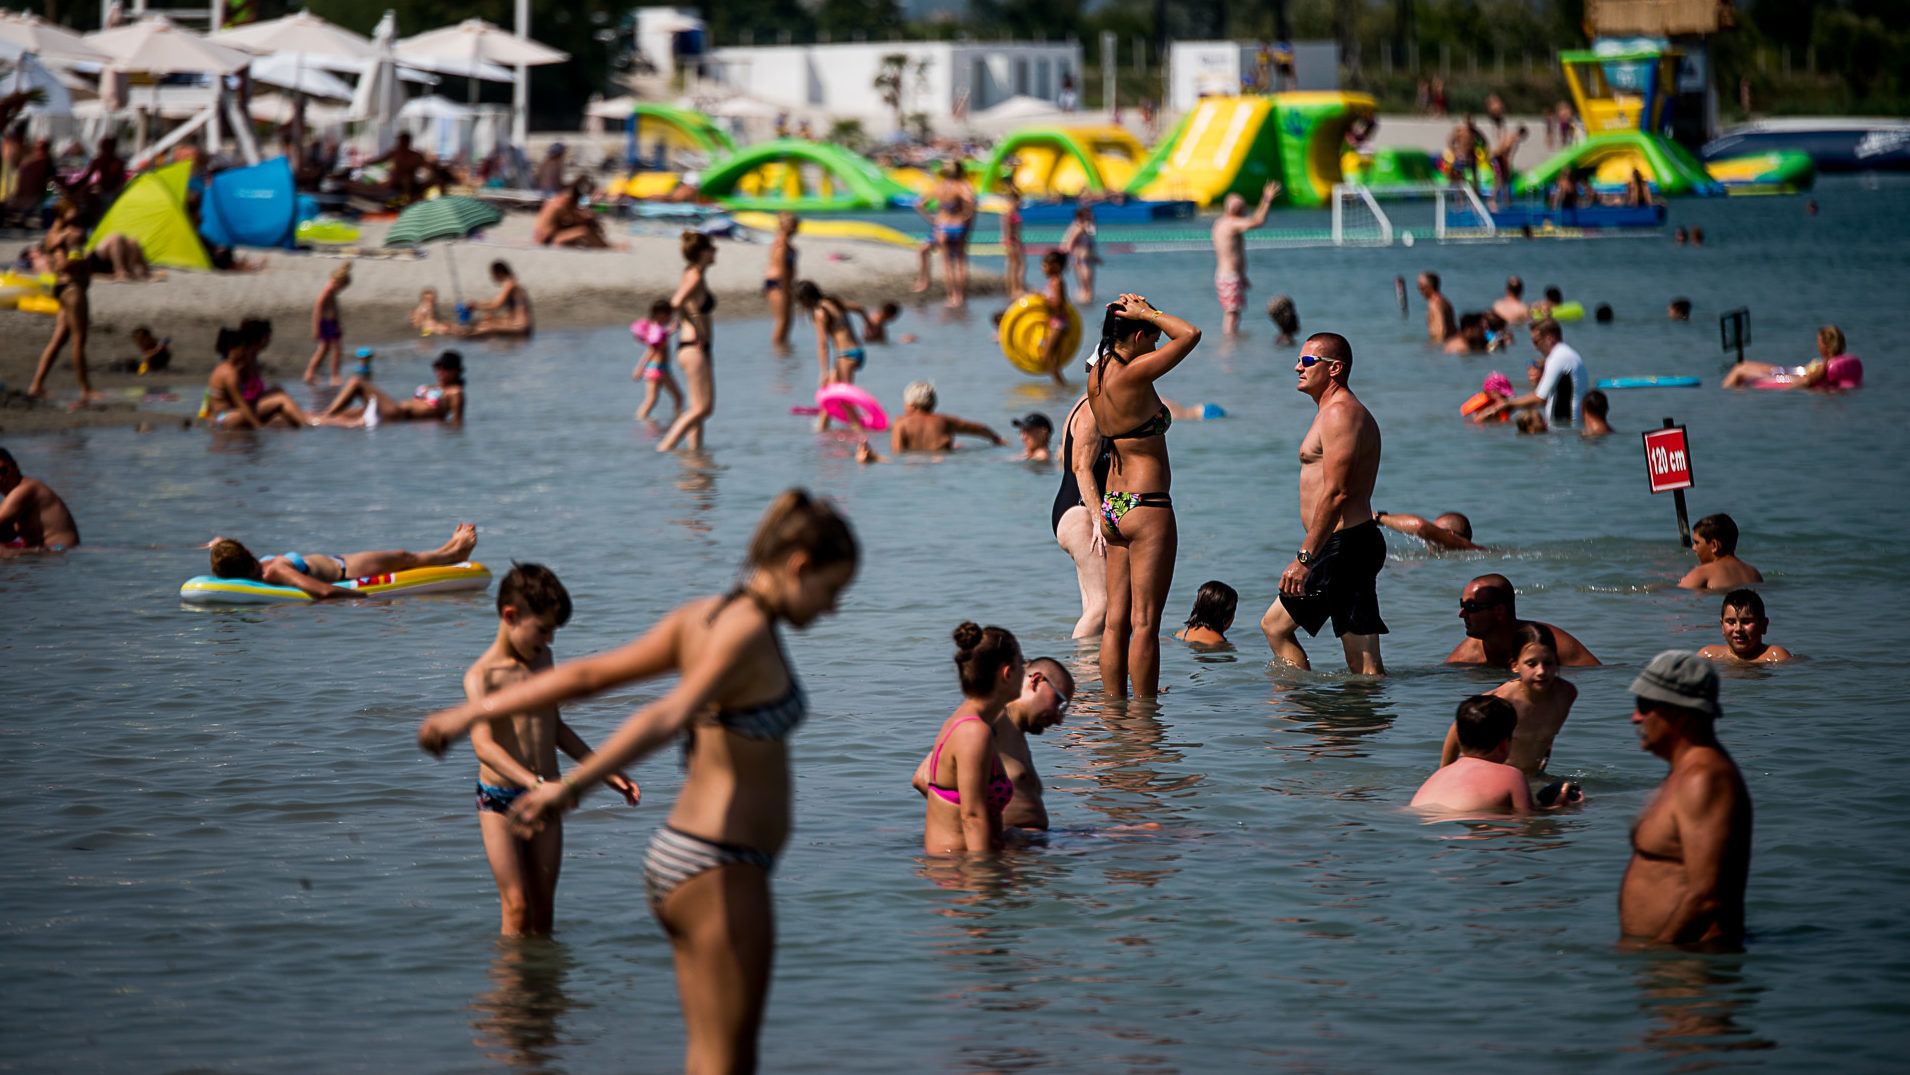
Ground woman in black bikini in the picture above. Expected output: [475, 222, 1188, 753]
[418, 490, 858, 1074]
[658, 231, 718, 452]
[1053, 393, 1110, 638]
[1087, 293, 1201, 699]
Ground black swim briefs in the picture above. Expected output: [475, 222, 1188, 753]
[1278, 520, 1390, 638]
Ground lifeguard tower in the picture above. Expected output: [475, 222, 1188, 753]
[1559, 47, 1681, 136]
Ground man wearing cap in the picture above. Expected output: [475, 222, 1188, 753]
[1447, 573, 1599, 666]
[1621, 651, 1753, 950]
[1012, 412, 1053, 462]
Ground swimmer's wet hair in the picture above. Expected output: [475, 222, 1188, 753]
[1454, 694, 1517, 752]
[1544, 286, 1564, 304]
[1693, 513, 1739, 555]
[952, 621, 1021, 696]
[490, 259, 513, 278]
[1042, 249, 1067, 273]
[1422, 271, 1441, 290]
[903, 380, 937, 410]
[498, 562, 571, 625]
[1434, 512, 1473, 540]
[680, 231, 714, 262]
[1267, 294, 1299, 336]
[1582, 389, 1609, 418]
[1184, 580, 1238, 631]
[432, 350, 465, 384]
[1720, 588, 1765, 620]
[1531, 317, 1563, 339]
[1505, 275, 1523, 297]
[748, 488, 859, 571]
[209, 538, 261, 580]
[793, 280, 822, 307]
[1818, 324, 1846, 355]
[1669, 297, 1691, 318]
[1513, 622, 1558, 659]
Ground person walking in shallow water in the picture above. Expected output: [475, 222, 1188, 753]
[1258, 332, 1387, 675]
[418, 491, 858, 1074]
[658, 232, 719, 452]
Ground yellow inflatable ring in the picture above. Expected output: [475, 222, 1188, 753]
[998, 294, 1081, 376]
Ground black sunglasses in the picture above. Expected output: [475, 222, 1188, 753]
[1459, 598, 1503, 614]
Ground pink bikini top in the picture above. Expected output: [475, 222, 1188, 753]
[927, 714, 1014, 812]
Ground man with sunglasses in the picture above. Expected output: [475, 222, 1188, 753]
[1258, 332, 1387, 675]
[911, 657, 1073, 831]
[1446, 573, 1599, 666]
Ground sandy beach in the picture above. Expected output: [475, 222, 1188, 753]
[0, 211, 963, 435]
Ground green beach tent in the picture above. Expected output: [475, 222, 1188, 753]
[87, 161, 211, 271]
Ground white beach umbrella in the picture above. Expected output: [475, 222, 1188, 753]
[0, 11, 114, 64]
[348, 10, 402, 154]
[85, 16, 254, 75]
[392, 54, 515, 83]
[210, 9, 376, 64]
[251, 53, 356, 100]
[393, 19, 567, 70]
[395, 17, 566, 142]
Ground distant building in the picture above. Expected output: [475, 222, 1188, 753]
[708, 40, 1083, 131]
[1166, 41, 1340, 113]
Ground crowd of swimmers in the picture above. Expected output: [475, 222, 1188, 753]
[2, 208, 1850, 1072]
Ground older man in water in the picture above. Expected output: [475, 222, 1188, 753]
[1259, 332, 1386, 674]
[1210, 181, 1280, 335]
[1447, 573, 1599, 666]
[911, 657, 1072, 830]
[1621, 651, 1752, 950]
[0, 447, 80, 551]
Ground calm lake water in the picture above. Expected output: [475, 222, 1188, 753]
[5, 176, 1910, 1072]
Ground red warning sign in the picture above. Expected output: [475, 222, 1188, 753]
[1642, 426, 1693, 494]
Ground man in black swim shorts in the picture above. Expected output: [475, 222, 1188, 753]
[1259, 332, 1387, 674]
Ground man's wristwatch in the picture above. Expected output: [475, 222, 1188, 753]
[1296, 548, 1313, 566]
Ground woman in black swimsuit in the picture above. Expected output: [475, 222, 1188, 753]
[418, 490, 858, 1074]
[1053, 393, 1111, 638]
[658, 231, 718, 452]
[1087, 293, 1201, 699]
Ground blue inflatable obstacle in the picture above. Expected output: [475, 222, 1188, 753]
[1596, 376, 1701, 389]
[198, 157, 317, 250]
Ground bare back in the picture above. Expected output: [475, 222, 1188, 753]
[1211, 215, 1248, 276]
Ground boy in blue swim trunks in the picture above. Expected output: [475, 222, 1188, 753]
[464, 563, 639, 936]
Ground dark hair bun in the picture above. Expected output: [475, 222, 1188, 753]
[952, 621, 982, 652]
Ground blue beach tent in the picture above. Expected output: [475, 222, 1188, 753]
[199, 156, 309, 249]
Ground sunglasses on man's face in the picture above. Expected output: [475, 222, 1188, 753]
[1298, 353, 1337, 368]
[1031, 670, 1070, 716]
[1459, 598, 1502, 614]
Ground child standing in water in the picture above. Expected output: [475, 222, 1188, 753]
[303, 265, 351, 385]
[1036, 250, 1073, 387]
[631, 298, 683, 421]
[1441, 623, 1578, 779]
[465, 563, 640, 936]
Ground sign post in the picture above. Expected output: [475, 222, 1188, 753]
[1720, 307, 1750, 365]
[1642, 418, 1694, 546]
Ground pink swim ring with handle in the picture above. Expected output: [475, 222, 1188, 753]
[815, 382, 889, 430]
